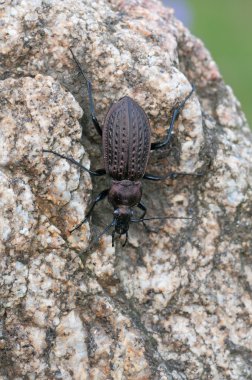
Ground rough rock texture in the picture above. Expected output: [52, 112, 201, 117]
[0, 0, 252, 379]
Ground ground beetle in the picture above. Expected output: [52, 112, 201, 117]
[43, 49, 200, 247]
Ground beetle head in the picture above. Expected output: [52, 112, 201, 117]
[113, 206, 133, 235]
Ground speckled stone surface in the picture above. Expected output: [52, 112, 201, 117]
[1, 0, 252, 379]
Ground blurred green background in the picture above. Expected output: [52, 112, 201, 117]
[165, 0, 252, 127]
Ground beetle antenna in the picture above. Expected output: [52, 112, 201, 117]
[131, 216, 194, 223]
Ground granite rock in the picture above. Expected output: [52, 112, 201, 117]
[0, 0, 252, 379]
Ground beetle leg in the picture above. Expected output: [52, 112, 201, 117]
[137, 202, 153, 232]
[122, 232, 128, 247]
[137, 202, 147, 219]
[143, 171, 203, 181]
[91, 116, 102, 136]
[112, 230, 115, 247]
[43, 149, 106, 176]
[151, 85, 195, 150]
[137, 202, 147, 230]
[69, 48, 102, 136]
[70, 189, 109, 233]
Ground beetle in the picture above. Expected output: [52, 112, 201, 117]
[43, 49, 200, 247]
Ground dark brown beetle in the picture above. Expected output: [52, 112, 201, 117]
[43, 49, 199, 246]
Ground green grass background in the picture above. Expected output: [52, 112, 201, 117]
[187, 0, 252, 127]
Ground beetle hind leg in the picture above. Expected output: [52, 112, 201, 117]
[69, 48, 102, 136]
[151, 85, 195, 151]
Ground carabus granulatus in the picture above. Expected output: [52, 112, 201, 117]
[43, 49, 201, 247]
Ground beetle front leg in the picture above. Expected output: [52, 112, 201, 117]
[112, 230, 115, 247]
[43, 150, 106, 177]
[69, 48, 102, 136]
[71, 189, 109, 233]
[137, 202, 147, 219]
[151, 86, 195, 151]
[122, 232, 128, 247]
[137, 202, 153, 232]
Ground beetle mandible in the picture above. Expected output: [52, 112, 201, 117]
[43, 49, 200, 247]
